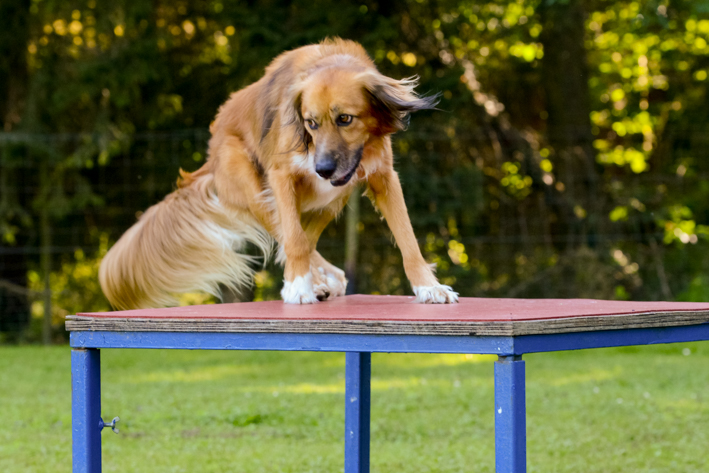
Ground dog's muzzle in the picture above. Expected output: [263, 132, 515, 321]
[330, 164, 358, 187]
[315, 157, 337, 179]
[330, 155, 362, 187]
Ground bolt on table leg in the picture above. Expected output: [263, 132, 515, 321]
[495, 355, 527, 473]
[72, 348, 102, 473]
[345, 352, 371, 473]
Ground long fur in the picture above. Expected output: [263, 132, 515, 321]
[99, 172, 272, 309]
[100, 38, 457, 309]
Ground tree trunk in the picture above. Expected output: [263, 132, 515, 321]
[39, 161, 53, 345]
[0, 0, 30, 339]
[0, 0, 29, 132]
[539, 0, 602, 249]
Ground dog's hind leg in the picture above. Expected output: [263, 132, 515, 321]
[212, 135, 279, 240]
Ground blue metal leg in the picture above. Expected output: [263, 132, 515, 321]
[345, 352, 371, 473]
[72, 348, 102, 473]
[495, 355, 526, 473]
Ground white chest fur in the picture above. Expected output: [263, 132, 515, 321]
[301, 175, 349, 211]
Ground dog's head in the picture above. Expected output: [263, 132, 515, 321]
[288, 66, 438, 186]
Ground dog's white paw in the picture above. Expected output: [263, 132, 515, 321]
[317, 266, 347, 299]
[312, 279, 336, 301]
[413, 284, 459, 304]
[281, 273, 318, 304]
[311, 270, 346, 301]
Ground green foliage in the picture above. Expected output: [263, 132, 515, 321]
[677, 274, 709, 301]
[24, 233, 110, 341]
[3, 0, 709, 325]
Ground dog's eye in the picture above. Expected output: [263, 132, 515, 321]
[306, 119, 319, 130]
[336, 114, 353, 126]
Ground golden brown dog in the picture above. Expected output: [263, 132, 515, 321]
[99, 39, 458, 308]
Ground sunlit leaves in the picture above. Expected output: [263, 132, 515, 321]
[610, 206, 629, 222]
[401, 52, 418, 67]
[429, 0, 543, 73]
[585, 0, 709, 198]
[447, 239, 470, 266]
[658, 206, 709, 245]
[597, 145, 648, 173]
[508, 41, 542, 61]
[499, 161, 533, 198]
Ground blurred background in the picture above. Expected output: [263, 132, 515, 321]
[2, 0, 709, 343]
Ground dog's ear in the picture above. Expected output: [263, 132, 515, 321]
[360, 72, 439, 135]
[282, 82, 312, 152]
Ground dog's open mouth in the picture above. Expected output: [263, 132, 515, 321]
[330, 156, 362, 187]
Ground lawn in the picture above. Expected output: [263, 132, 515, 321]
[1, 343, 708, 472]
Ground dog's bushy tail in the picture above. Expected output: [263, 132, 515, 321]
[99, 170, 273, 310]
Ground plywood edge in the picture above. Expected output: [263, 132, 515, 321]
[65, 310, 709, 336]
[65, 317, 513, 336]
[511, 310, 709, 335]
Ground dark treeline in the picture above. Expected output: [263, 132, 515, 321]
[2, 0, 709, 342]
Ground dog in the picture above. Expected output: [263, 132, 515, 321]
[99, 39, 458, 309]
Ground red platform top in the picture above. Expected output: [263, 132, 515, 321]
[77, 295, 709, 322]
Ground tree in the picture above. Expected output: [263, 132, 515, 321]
[3, 0, 709, 341]
[0, 0, 31, 339]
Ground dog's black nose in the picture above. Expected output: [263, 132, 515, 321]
[315, 158, 337, 179]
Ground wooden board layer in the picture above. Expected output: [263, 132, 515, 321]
[66, 295, 709, 336]
[75, 295, 709, 322]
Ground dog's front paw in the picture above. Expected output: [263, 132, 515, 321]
[413, 284, 459, 304]
[281, 273, 318, 304]
[310, 253, 348, 300]
[317, 266, 347, 299]
[312, 282, 332, 302]
[311, 267, 346, 301]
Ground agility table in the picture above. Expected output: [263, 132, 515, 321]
[66, 295, 709, 472]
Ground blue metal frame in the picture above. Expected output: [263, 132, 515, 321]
[70, 323, 709, 355]
[345, 352, 371, 473]
[70, 331, 514, 354]
[71, 348, 102, 473]
[514, 323, 709, 354]
[495, 356, 526, 473]
[69, 323, 709, 473]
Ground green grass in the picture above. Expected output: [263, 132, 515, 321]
[1, 343, 708, 472]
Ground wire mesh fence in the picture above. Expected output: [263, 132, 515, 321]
[1, 127, 708, 342]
